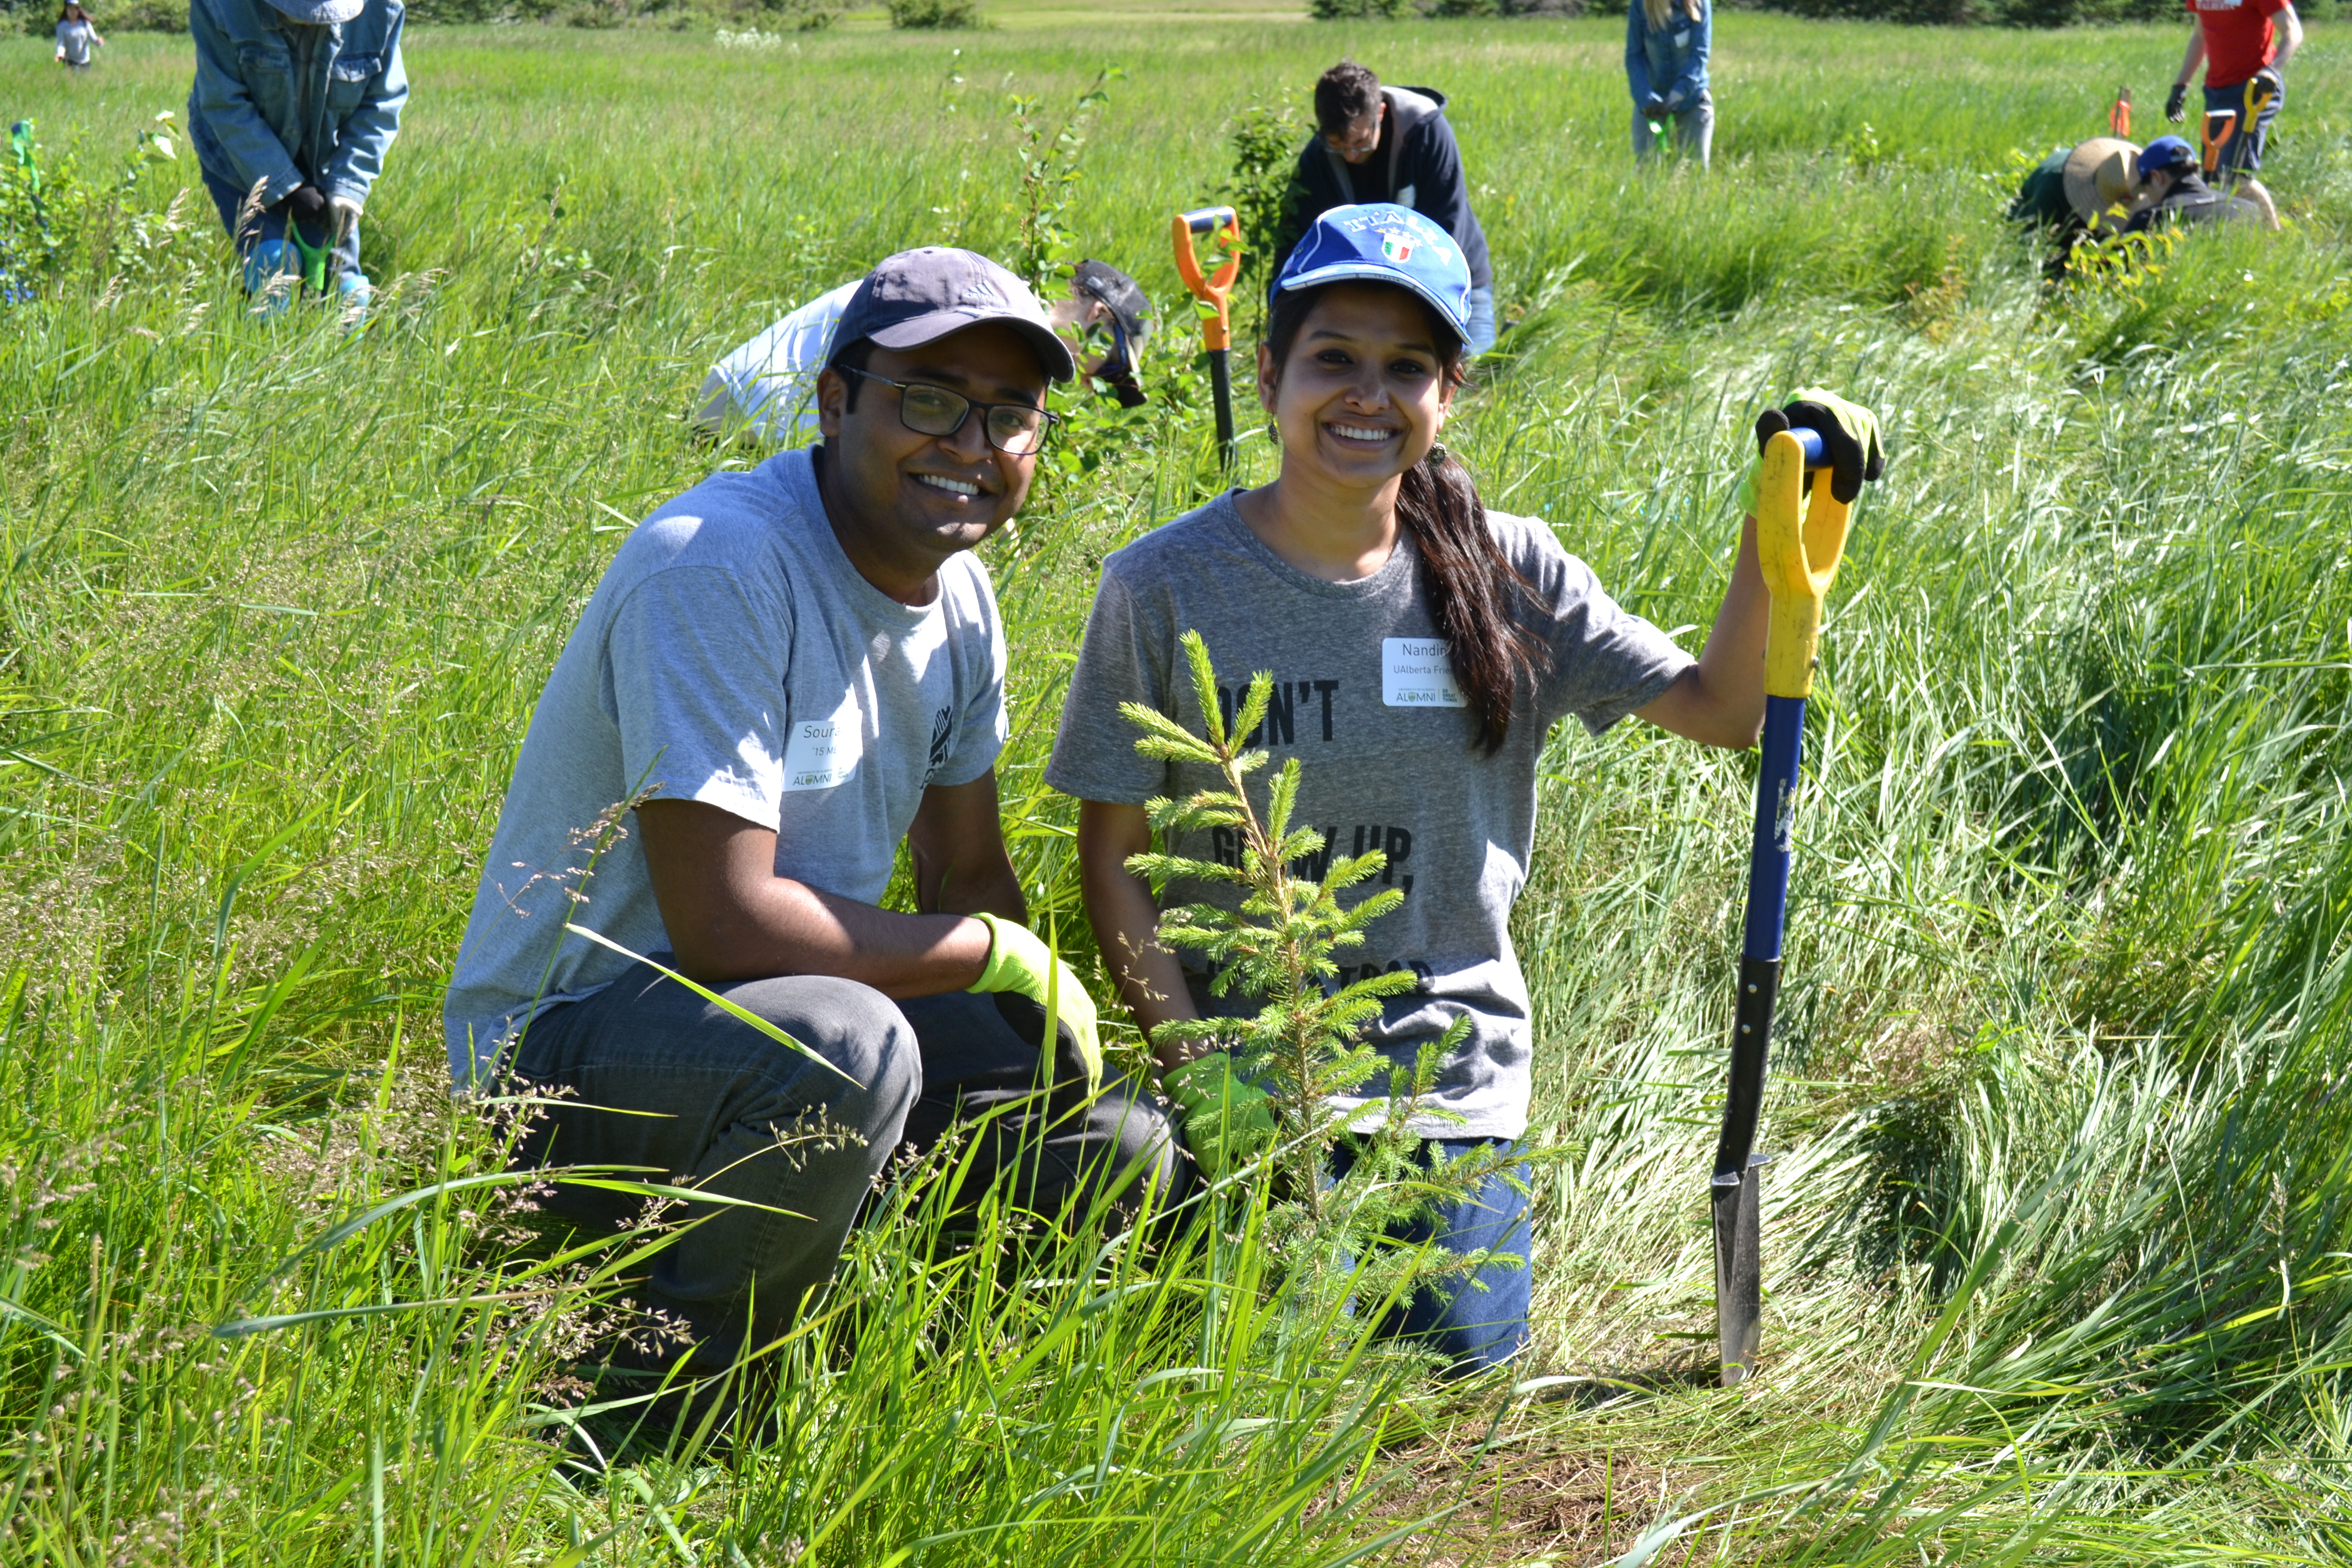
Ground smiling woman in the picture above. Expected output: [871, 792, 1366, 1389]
[1046, 202, 1802, 1372]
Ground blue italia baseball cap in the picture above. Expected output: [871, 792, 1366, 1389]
[2137, 135, 2196, 182]
[1272, 203, 1472, 342]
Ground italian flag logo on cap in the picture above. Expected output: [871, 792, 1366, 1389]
[1380, 230, 1414, 263]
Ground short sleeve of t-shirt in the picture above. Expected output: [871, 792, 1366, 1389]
[1523, 536, 1695, 737]
[1044, 572, 1170, 805]
[605, 565, 793, 828]
[940, 568, 1011, 788]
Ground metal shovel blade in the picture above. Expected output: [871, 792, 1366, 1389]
[1712, 1152, 1767, 1386]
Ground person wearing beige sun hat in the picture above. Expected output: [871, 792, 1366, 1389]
[2010, 134, 2148, 276]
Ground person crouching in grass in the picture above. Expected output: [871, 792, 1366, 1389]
[446, 248, 1178, 1399]
[1047, 204, 1883, 1372]
[694, 259, 1157, 445]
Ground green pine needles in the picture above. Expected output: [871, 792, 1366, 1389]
[1122, 632, 1522, 1331]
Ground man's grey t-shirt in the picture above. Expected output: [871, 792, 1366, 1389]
[1045, 494, 1692, 1138]
[445, 447, 1008, 1082]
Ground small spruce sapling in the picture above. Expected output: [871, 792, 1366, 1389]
[1122, 632, 1526, 1330]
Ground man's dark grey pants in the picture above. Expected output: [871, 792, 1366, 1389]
[507, 961, 1179, 1364]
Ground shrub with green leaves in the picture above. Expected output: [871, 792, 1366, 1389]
[1222, 96, 1302, 316]
[888, 0, 982, 28]
[1309, 0, 1410, 19]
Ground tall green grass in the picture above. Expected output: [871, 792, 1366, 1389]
[3, 11, 2351, 1564]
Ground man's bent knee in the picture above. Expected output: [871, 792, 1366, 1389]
[717, 973, 922, 1148]
[1075, 1080, 1185, 1213]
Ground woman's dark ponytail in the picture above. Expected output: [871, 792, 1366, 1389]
[1265, 284, 1546, 755]
[1395, 443, 1545, 754]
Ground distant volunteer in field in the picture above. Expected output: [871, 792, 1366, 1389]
[2165, 0, 2300, 231]
[694, 260, 1156, 443]
[1273, 61, 1496, 357]
[187, 0, 406, 312]
[55, 3, 105, 71]
[447, 249, 1177, 1377]
[2007, 136, 2143, 276]
[2118, 134, 2265, 235]
[1626, 0, 1712, 168]
[1049, 201, 1888, 1370]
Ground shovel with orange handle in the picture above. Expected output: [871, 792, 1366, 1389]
[1170, 205, 1242, 471]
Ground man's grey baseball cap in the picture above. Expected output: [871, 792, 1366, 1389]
[261, 0, 367, 23]
[828, 248, 1076, 383]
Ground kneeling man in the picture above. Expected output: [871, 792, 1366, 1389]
[446, 248, 1176, 1371]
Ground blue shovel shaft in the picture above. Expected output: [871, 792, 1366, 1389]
[1712, 694, 1804, 1187]
[1741, 695, 1806, 964]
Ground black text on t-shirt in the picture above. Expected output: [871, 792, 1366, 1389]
[1217, 680, 1341, 746]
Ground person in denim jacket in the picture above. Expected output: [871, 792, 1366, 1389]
[1627, 0, 1711, 169]
[187, 0, 406, 312]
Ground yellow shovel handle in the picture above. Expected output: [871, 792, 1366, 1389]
[1754, 428, 1854, 700]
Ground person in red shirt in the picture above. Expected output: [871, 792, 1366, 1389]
[2166, 0, 2302, 231]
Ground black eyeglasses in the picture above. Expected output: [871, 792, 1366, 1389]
[837, 365, 1059, 456]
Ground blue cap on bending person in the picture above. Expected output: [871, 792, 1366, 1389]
[2136, 135, 2197, 184]
[1272, 203, 1473, 345]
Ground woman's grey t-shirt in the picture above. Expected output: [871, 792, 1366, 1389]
[57, 18, 96, 63]
[444, 447, 1007, 1083]
[1045, 493, 1692, 1138]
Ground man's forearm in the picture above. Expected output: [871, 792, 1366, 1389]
[2274, 7, 2301, 68]
[637, 797, 994, 995]
[2176, 31, 2206, 84]
[669, 875, 991, 997]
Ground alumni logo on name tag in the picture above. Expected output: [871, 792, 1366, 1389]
[1382, 637, 1465, 707]
[782, 691, 864, 791]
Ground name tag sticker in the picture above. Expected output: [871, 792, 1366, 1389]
[782, 693, 864, 791]
[1674, 29, 1688, 45]
[1382, 638, 1466, 708]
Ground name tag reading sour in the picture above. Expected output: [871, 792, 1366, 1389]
[1382, 637, 1466, 708]
[782, 693, 865, 791]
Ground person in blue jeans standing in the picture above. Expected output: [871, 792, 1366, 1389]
[187, 0, 406, 314]
[1627, 0, 1712, 169]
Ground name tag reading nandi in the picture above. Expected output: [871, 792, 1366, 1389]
[1382, 638, 1466, 708]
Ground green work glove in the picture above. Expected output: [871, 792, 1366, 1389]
[1735, 388, 1887, 513]
[967, 913, 1101, 1096]
[1162, 1050, 1276, 1181]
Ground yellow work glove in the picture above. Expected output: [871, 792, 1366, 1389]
[1162, 1050, 1277, 1181]
[967, 913, 1101, 1096]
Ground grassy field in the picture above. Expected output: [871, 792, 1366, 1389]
[5, 9, 2352, 1565]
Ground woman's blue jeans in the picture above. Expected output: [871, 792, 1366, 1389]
[1330, 1135, 1532, 1373]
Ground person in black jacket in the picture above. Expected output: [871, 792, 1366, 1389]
[1271, 60, 1496, 356]
[2120, 135, 2263, 236]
